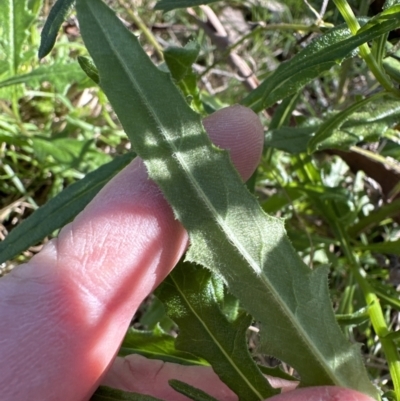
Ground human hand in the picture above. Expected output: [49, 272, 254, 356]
[0, 106, 375, 401]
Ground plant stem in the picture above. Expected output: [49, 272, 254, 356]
[199, 23, 330, 79]
[350, 145, 400, 175]
[335, 221, 400, 401]
[116, 0, 164, 61]
[333, 0, 399, 94]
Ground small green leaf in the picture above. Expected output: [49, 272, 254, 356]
[168, 380, 220, 401]
[91, 386, 163, 401]
[120, 326, 207, 366]
[0, 153, 135, 264]
[78, 55, 100, 84]
[163, 42, 203, 113]
[38, 0, 75, 59]
[154, 0, 217, 12]
[164, 41, 200, 82]
[156, 263, 276, 400]
[139, 297, 174, 330]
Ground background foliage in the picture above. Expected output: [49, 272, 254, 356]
[1, 0, 400, 400]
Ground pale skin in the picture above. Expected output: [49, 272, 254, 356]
[0, 106, 375, 401]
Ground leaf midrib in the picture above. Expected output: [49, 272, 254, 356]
[170, 274, 264, 400]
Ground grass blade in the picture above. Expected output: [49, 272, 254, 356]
[0, 153, 135, 264]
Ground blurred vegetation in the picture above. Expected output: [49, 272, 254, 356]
[1, 0, 400, 397]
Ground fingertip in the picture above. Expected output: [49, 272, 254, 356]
[203, 105, 264, 182]
[266, 386, 376, 401]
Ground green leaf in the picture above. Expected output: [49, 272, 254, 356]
[32, 137, 97, 167]
[78, 55, 100, 84]
[156, 263, 276, 400]
[120, 326, 207, 366]
[265, 126, 314, 154]
[348, 198, 400, 236]
[76, 0, 378, 397]
[138, 296, 174, 330]
[0, 0, 39, 74]
[357, 239, 400, 255]
[0, 62, 87, 93]
[38, 0, 75, 59]
[242, 14, 400, 112]
[336, 306, 370, 327]
[266, 96, 400, 154]
[168, 380, 219, 401]
[164, 41, 200, 82]
[163, 41, 203, 113]
[91, 387, 163, 401]
[154, 0, 217, 12]
[261, 187, 303, 215]
[370, 280, 400, 310]
[162, 42, 203, 114]
[307, 92, 389, 153]
[384, 56, 400, 83]
[0, 153, 135, 264]
[268, 93, 301, 130]
[384, 330, 400, 343]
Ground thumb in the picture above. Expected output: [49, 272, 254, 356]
[102, 354, 376, 401]
[266, 386, 376, 401]
[0, 105, 263, 401]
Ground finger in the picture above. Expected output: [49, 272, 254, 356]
[203, 104, 264, 182]
[102, 354, 237, 401]
[0, 105, 263, 401]
[103, 355, 374, 401]
[266, 386, 376, 401]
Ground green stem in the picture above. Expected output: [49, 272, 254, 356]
[333, 0, 399, 94]
[116, 0, 164, 61]
[335, 221, 400, 401]
[349, 145, 400, 175]
[200, 23, 330, 79]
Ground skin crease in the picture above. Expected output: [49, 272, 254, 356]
[0, 105, 375, 401]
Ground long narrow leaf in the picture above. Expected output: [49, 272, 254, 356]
[168, 380, 220, 401]
[0, 153, 135, 264]
[242, 13, 400, 112]
[0, 63, 86, 92]
[119, 326, 206, 366]
[38, 0, 75, 59]
[76, 0, 378, 398]
[91, 387, 163, 401]
[307, 92, 389, 153]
